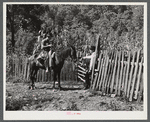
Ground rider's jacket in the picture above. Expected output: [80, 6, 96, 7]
[41, 37, 52, 51]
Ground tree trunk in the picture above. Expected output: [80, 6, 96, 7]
[11, 5, 15, 53]
[8, 5, 15, 53]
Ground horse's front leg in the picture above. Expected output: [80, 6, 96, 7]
[53, 72, 56, 89]
[31, 77, 35, 90]
[58, 71, 62, 90]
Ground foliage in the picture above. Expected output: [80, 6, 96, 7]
[6, 4, 144, 56]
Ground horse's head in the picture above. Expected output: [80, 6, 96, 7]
[70, 45, 77, 63]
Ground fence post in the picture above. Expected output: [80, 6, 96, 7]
[15, 57, 17, 78]
[115, 51, 121, 95]
[92, 53, 102, 90]
[134, 57, 143, 99]
[22, 57, 24, 76]
[121, 63, 126, 93]
[118, 51, 124, 96]
[106, 51, 115, 94]
[24, 58, 28, 80]
[39, 69, 42, 82]
[102, 51, 109, 93]
[110, 52, 118, 93]
[42, 70, 45, 83]
[138, 74, 143, 103]
[26, 60, 30, 81]
[98, 51, 108, 91]
[126, 52, 136, 98]
[124, 52, 131, 95]
[129, 50, 141, 101]
[91, 34, 100, 86]
[96, 52, 104, 90]
[36, 70, 40, 82]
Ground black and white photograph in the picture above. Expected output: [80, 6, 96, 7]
[3, 2, 147, 120]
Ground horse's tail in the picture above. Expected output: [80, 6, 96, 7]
[27, 55, 36, 69]
[27, 56, 34, 81]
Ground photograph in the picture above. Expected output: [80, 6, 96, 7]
[3, 2, 147, 120]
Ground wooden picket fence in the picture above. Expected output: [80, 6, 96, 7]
[6, 48, 144, 102]
[91, 49, 143, 102]
[6, 55, 77, 82]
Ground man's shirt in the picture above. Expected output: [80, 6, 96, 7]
[83, 52, 96, 71]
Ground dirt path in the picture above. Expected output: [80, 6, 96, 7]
[6, 81, 143, 111]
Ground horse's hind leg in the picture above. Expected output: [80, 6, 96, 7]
[29, 64, 38, 90]
[29, 70, 35, 90]
[29, 76, 34, 90]
[31, 68, 38, 90]
[29, 66, 34, 89]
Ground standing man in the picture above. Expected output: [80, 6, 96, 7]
[82, 46, 96, 74]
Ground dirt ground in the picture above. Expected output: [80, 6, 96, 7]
[6, 81, 143, 111]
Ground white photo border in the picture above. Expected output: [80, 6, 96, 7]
[3, 2, 147, 120]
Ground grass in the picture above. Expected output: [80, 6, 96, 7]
[6, 82, 143, 111]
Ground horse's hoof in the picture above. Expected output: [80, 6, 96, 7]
[52, 89, 57, 92]
[83, 87, 88, 90]
[29, 86, 35, 90]
[52, 86, 56, 91]
[31, 87, 34, 90]
[58, 87, 62, 90]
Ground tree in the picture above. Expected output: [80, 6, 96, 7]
[7, 4, 45, 55]
[6, 4, 144, 56]
[7, 5, 15, 52]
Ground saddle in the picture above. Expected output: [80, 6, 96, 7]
[35, 50, 57, 68]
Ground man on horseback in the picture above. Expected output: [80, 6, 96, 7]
[32, 27, 48, 58]
[35, 28, 56, 73]
[32, 30, 43, 57]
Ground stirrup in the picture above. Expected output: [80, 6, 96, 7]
[46, 66, 49, 72]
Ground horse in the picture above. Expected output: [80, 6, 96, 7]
[28, 45, 77, 90]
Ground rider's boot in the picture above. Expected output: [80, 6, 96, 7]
[46, 67, 49, 72]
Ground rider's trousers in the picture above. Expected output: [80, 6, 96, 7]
[49, 50, 55, 67]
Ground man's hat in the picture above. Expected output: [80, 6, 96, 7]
[90, 46, 95, 51]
